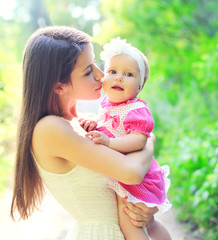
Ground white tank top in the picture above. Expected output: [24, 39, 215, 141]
[33, 156, 124, 240]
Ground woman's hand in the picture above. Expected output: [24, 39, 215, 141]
[123, 198, 158, 227]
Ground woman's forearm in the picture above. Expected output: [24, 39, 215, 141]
[37, 116, 155, 185]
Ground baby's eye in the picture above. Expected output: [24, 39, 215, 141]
[125, 72, 133, 77]
[109, 70, 116, 74]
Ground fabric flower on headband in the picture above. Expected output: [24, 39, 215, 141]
[100, 37, 133, 62]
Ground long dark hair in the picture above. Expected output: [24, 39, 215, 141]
[11, 26, 91, 220]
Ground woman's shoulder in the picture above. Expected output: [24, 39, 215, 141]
[33, 115, 73, 141]
[37, 115, 68, 126]
[33, 115, 86, 142]
[32, 115, 78, 173]
[35, 115, 70, 131]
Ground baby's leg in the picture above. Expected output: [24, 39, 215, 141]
[146, 216, 172, 240]
[117, 195, 149, 240]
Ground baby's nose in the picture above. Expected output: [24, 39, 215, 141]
[115, 74, 123, 82]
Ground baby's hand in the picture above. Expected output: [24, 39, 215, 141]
[86, 131, 110, 147]
[78, 119, 97, 132]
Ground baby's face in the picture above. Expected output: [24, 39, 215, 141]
[102, 54, 141, 103]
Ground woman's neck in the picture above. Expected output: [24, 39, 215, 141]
[60, 100, 78, 121]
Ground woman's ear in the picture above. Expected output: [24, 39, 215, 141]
[53, 82, 66, 95]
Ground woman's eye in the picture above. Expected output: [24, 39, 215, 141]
[126, 72, 133, 77]
[85, 68, 92, 76]
[109, 70, 116, 74]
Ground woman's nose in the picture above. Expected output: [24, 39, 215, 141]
[94, 65, 104, 81]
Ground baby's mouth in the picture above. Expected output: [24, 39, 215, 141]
[111, 85, 124, 91]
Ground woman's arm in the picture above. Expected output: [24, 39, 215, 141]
[32, 115, 154, 185]
[86, 131, 147, 153]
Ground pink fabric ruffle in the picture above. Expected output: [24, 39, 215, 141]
[109, 159, 172, 213]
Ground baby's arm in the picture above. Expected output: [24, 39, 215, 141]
[86, 131, 147, 153]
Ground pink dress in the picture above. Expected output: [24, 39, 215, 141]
[97, 97, 172, 213]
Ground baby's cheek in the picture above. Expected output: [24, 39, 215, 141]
[102, 79, 111, 89]
[103, 75, 112, 82]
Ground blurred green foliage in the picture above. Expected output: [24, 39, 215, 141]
[0, 0, 217, 238]
[0, 19, 22, 194]
[95, 0, 218, 238]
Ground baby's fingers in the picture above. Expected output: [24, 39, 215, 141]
[86, 131, 101, 140]
[93, 137, 105, 145]
[78, 119, 86, 126]
[79, 119, 90, 131]
[78, 118, 84, 123]
[87, 123, 97, 132]
[83, 121, 91, 131]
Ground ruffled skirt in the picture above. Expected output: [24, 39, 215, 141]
[109, 159, 172, 213]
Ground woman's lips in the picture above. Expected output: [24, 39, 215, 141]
[96, 84, 103, 90]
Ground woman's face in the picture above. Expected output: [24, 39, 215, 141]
[102, 54, 141, 103]
[67, 43, 104, 101]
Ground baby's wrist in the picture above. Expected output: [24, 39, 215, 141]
[105, 137, 110, 147]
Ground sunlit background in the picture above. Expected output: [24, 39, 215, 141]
[0, 0, 217, 239]
[0, 0, 16, 20]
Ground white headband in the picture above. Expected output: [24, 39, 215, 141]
[100, 37, 145, 89]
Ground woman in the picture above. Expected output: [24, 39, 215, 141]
[11, 26, 157, 239]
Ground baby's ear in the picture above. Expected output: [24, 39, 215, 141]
[137, 84, 141, 93]
[53, 82, 66, 95]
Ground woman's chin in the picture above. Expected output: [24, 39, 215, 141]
[83, 93, 102, 101]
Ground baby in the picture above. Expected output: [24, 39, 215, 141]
[80, 38, 172, 240]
